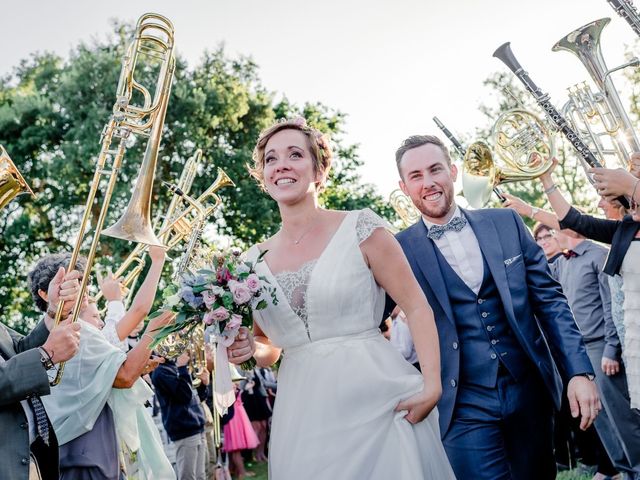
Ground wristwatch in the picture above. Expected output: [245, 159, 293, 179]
[530, 207, 540, 218]
[577, 372, 595, 381]
[38, 347, 55, 371]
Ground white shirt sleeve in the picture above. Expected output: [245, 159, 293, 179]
[102, 300, 128, 352]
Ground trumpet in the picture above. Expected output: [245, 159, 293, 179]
[154, 167, 235, 360]
[51, 13, 176, 386]
[0, 145, 34, 211]
[189, 323, 207, 387]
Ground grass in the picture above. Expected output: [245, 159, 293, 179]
[244, 461, 268, 480]
[556, 470, 592, 480]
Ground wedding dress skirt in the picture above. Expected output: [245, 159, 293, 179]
[247, 209, 455, 479]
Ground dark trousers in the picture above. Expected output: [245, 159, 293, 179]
[585, 340, 640, 476]
[443, 367, 555, 480]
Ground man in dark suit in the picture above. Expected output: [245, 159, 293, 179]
[389, 135, 600, 480]
[0, 266, 82, 480]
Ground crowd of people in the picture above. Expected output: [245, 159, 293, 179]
[2, 114, 640, 480]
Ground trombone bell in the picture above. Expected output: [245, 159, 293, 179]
[0, 145, 34, 211]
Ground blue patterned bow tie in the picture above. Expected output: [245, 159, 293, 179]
[427, 216, 468, 240]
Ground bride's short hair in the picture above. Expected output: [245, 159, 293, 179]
[249, 117, 333, 192]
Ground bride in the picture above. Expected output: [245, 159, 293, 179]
[227, 117, 455, 479]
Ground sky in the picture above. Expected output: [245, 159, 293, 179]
[2, 0, 638, 198]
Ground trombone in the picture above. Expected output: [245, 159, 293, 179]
[50, 13, 176, 386]
[94, 149, 202, 308]
[0, 145, 34, 211]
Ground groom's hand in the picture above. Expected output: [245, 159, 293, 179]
[567, 375, 601, 430]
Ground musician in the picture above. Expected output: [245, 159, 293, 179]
[1, 267, 82, 480]
[534, 161, 640, 478]
[28, 252, 175, 479]
[387, 135, 598, 480]
[98, 245, 166, 352]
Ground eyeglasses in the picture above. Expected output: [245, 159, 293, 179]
[535, 233, 554, 243]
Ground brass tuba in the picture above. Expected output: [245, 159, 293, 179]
[51, 13, 176, 386]
[389, 189, 420, 228]
[0, 145, 34, 211]
[553, 18, 640, 170]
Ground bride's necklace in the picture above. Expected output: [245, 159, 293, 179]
[284, 219, 322, 245]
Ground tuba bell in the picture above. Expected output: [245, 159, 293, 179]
[0, 145, 34, 211]
[553, 18, 640, 170]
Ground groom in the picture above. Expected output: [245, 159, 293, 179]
[389, 135, 599, 479]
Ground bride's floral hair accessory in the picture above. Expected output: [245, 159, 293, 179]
[248, 117, 333, 192]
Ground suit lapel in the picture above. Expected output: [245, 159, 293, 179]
[0, 324, 15, 358]
[463, 208, 516, 323]
[404, 221, 455, 324]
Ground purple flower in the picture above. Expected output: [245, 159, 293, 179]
[210, 306, 230, 322]
[202, 290, 217, 308]
[228, 280, 252, 305]
[227, 313, 242, 330]
[245, 274, 261, 293]
[180, 286, 195, 304]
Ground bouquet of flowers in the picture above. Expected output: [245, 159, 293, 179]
[150, 249, 277, 372]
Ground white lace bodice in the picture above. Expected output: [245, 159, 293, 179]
[249, 209, 389, 348]
[274, 259, 317, 340]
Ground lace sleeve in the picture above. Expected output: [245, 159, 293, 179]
[356, 208, 391, 244]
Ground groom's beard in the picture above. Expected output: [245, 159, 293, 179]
[413, 186, 455, 220]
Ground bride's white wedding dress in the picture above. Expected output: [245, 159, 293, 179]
[247, 209, 455, 480]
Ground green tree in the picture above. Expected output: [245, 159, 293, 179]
[0, 22, 391, 332]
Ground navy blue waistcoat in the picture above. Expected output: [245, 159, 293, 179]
[433, 247, 532, 387]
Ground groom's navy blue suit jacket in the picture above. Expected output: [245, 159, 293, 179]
[392, 207, 594, 435]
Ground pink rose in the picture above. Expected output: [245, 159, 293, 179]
[210, 306, 229, 322]
[245, 274, 260, 293]
[229, 280, 252, 305]
[227, 314, 242, 330]
[202, 290, 217, 308]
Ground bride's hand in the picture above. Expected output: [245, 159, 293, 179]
[227, 327, 256, 364]
[394, 382, 442, 424]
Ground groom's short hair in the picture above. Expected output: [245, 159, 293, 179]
[395, 135, 452, 178]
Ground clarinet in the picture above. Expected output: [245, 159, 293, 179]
[433, 116, 466, 158]
[493, 42, 629, 208]
[606, 0, 640, 38]
[432, 117, 506, 202]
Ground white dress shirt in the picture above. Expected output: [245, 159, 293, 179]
[390, 313, 418, 365]
[423, 206, 484, 294]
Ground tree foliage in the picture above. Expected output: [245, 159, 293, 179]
[0, 22, 392, 332]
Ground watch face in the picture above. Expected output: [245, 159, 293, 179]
[46, 364, 59, 383]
